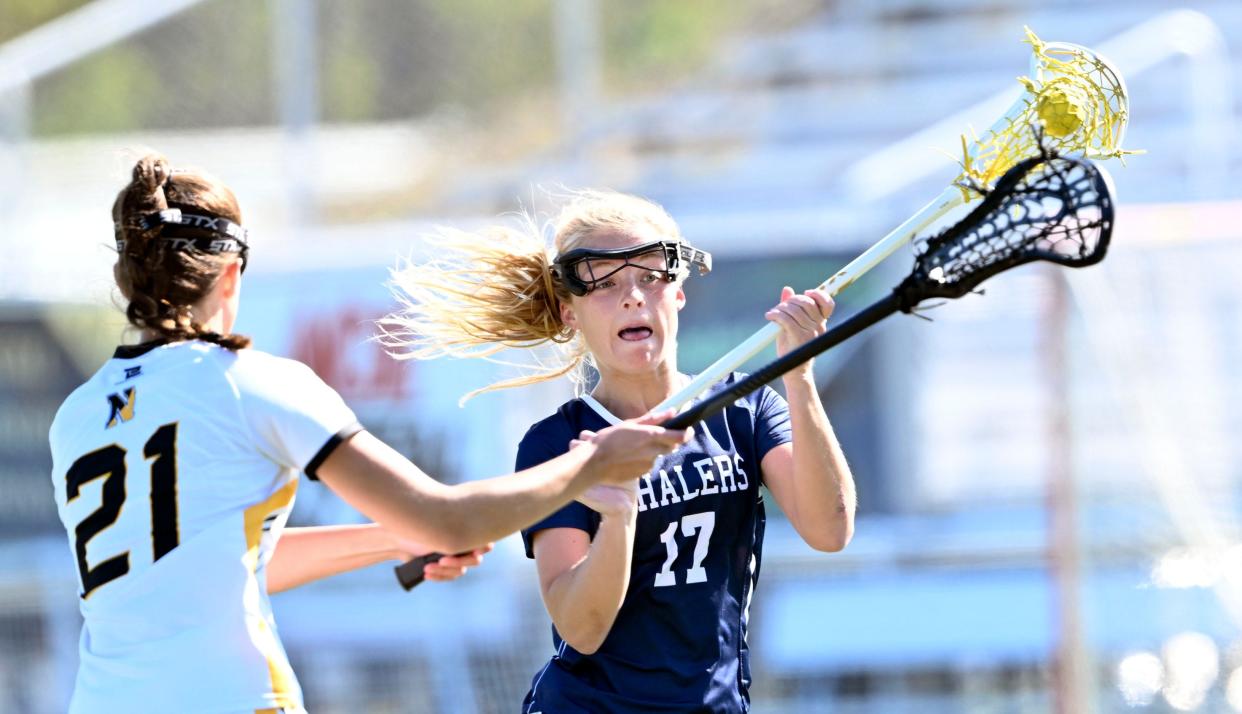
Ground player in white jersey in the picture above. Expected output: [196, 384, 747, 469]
[49, 155, 689, 714]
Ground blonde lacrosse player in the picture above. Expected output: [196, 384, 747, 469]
[49, 157, 688, 714]
[383, 190, 856, 713]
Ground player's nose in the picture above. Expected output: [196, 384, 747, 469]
[621, 284, 645, 307]
[620, 275, 645, 307]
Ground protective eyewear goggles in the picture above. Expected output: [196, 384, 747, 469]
[552, 240, 712, 296]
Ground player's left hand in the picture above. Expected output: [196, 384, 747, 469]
[766, 286, 834, 371]
[392, 533, 492, 582]
[421, 547, 491, 582]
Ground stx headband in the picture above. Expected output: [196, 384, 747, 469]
[552, 240, 712, 296]
[115, 208, 250, 272]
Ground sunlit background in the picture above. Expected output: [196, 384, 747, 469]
[2, 1, 1240, 712]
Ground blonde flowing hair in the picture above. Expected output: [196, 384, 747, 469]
[378, 189, 684, 403]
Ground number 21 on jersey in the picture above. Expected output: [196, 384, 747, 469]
[64, 423, 180, 598]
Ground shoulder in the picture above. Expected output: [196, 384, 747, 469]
[227, 347, 313, 376]
[221, 348, 324, 394]
[703, 371, 784, 412]
[520, 400, 584, 449]
[222, 349, 354, 432]
[49, 370, 108, 447]
[517, 399, 597, 464]
[712, 371, 789, 435]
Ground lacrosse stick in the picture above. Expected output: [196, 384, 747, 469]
[656, 28, 1132, 415]
[662, 149, 1114, 430]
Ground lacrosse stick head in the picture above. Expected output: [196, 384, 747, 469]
[897, 151, 1114, 310]
[957, 29, 1132, 193]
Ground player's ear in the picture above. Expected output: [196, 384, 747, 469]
[675, 284, 686, 311]
[218, 259, 242, 299]
[559, 298, 578, 330]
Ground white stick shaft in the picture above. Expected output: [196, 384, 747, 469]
[822, 185, 962, 295]
[656, 185, 964, 414]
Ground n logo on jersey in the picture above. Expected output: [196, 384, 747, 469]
[105, 387, 137, 428]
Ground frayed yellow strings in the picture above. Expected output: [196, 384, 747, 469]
[954, 27, 1141, 199]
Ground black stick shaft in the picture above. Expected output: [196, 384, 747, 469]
[662, 292, 902, 430]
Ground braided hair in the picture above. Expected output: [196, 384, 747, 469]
[111, 154, 251, 350]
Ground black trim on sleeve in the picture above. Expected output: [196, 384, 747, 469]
[304, 422, 365, 481]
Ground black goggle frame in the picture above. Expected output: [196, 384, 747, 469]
[552, 240, 712, 296]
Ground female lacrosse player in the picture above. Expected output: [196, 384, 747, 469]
[384, 190, 856, 712]
[48, 156, 687, 714]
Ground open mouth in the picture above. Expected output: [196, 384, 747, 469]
[618, 326, 654, 342]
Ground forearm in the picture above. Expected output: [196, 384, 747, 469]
[268, 524, 402, 594]
[783, 373, 856, 550]
[543, 518, 635, 653]
[320, 432, 597, 554]
[440, 449, 599, 548]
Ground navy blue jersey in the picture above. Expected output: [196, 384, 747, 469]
[520, 373, 792, 714]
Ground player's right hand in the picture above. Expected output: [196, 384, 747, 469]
[572, 430, 641, 517]
[582, 410, 691, 486]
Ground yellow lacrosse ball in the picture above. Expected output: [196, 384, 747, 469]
[1036, 85, 1087, 138]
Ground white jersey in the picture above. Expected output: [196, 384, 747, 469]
[49, 340, 361, 714]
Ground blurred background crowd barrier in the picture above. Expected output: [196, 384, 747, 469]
[1, 1, 1240, 712]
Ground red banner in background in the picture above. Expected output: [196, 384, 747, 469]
[289, 305, 410, 403]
